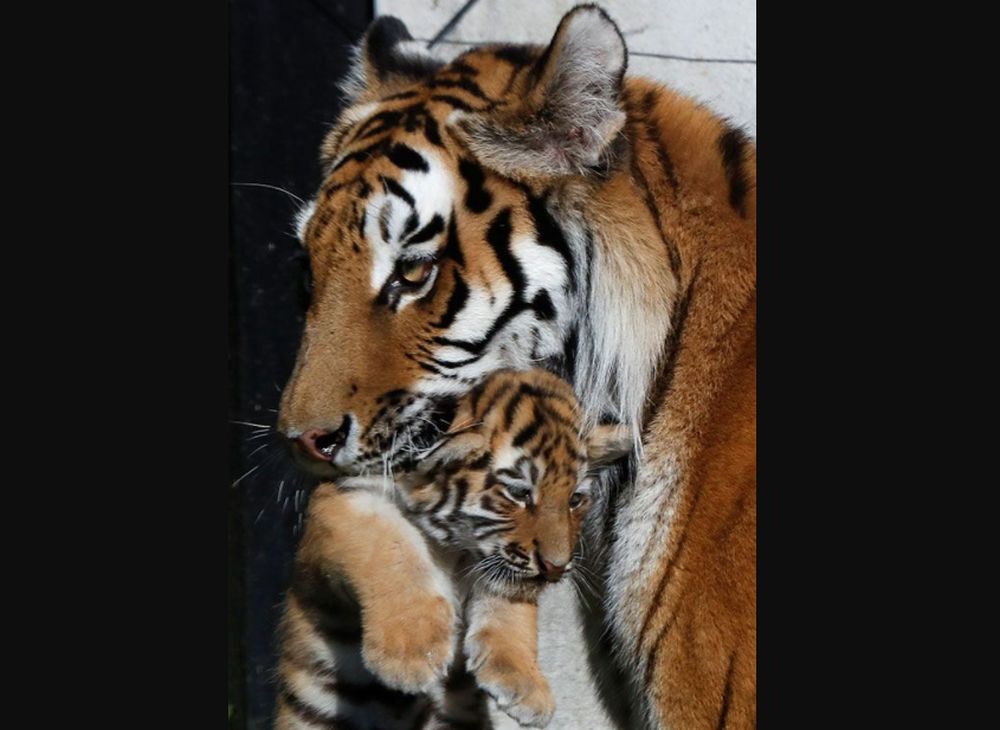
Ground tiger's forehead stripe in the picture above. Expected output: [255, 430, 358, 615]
[321, 48, 532, 178]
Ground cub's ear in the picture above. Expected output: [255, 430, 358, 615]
[417, 429, 488, 475]
[341, 16, 444, 103]
[586, 423, 633, 466]
[457, 4, 627, 179]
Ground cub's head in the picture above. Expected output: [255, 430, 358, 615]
[277, 8, 628, 477]
[397, 369, 630, 597]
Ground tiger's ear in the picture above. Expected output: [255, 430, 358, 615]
[586, 423, 633, 466]
[340, 16, 444, 103]
[417, 429, 488, 475]
[457, 5, 627, 179]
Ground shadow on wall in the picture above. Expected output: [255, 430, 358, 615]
[229, 1, 372, 728]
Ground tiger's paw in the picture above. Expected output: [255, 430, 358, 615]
[361, 591, 456, 694]
[467, 641, 555, 728]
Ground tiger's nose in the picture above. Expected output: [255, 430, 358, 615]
[295, 416, 351, 462]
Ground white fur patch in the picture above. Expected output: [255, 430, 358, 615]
[367, 152, 454, 313]
[294, 199, 317, 242]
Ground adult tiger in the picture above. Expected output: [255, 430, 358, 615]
[278, 5, 756, 729]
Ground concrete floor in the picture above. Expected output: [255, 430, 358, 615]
[371, 3, 756, 727]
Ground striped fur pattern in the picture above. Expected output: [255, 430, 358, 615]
[276, 369, 629, 729]
[278, 5, 756, 728]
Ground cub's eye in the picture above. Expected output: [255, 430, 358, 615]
[396, 260, 436, 288]
[569, 492, 589, 510]
[503, 483, 533, 504]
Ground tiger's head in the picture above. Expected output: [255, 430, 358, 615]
[277, 7, 630, 477]
[396, 369, 630, 596]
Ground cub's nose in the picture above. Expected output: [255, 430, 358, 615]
[538, 557, 568, 582]
[294, 415, 352, 462]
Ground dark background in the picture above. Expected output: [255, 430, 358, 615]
[229, 1, 373, 727]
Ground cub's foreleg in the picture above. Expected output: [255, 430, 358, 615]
[464, 591, 554, 728]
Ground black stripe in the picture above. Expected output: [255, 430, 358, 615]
[383, 89, 420, 100]
[380, 175, 415, 208]
[448, 59, 478, 75]
[423, 114, 444, 147]
[503, 389, 525, 428]
[643, 586, 687, 687]
[475, 524, 516, 539]
[442, 212, 465, 266]
[466, 514, 508, 529]
[476, 380, 515, 421]
[377, 389, 409, 404]
[352, 109, 403, 142]
[427, 482, 454, 514]
[318, 679, 419, 711]
[642, 91, 679, 190]
[415, 359, 445, 376]
[429, 94, 475, 112]
[624, 91, 682, 276]
[429, 352, 483, 369]
[401, 210, 419, 239]
[431, 269, 469, 329]
[629, 143, 681, 277]
[491, 44, 538, 67]
[718, 126, 750, 217]
[643, 261, 699, 429]
[638, 437, 706, 659]
[467, 452, 492, 470]
[458, 158, 493, 214]
[516, 382, 563, 402]
[428, 75, 496, 103]
[525, 192, 575, 290]
[405, 214, 445, 246]
[715, 652, 737, 730]
[558, 324, 579, 383]
[637, 481, 700, 650]
[532, 290, 555, 320]
[485, 208, 525, 295]
[387, 143, 430, 172]
[450, 478, 469, 516]
[331, 138, 390, 173]
[512, 419, 541, 447]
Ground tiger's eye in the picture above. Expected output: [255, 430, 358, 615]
[398, 260, 434, 286]
[569, 492, 588, 509]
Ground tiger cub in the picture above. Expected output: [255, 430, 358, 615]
[276, 368, 630, 729]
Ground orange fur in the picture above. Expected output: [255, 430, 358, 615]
[277, 6, 755, 727]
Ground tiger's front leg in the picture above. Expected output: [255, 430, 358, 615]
[464, 591, 555, 728]
[305, 484, 458, 693]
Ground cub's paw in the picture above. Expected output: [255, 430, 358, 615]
[361, 592, 456, 693]
[467, 640, 555, 728]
